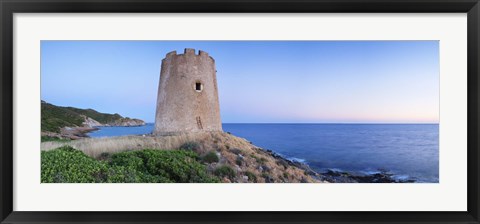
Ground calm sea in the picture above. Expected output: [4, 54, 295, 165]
[88, 123, 439, 183]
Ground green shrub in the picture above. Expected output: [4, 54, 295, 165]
[244, 171, 257, 183]
[97, 152, 111, 161]
[41, 146, 107, 183]
[214, 165, 236, 180]
[180, 142, 201, 151]
[202, 151, 219, 163]
[41, 147, 219, 183]
[110, 152, 146, 171]
[254, 156, 267, 164]
[109, 149, 217, 183]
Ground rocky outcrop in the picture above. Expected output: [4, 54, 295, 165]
[82, 116, 145, 128]
[320, 169, 416, 183]
[102, 118, 145, 127]
[82, 116, 103, 127]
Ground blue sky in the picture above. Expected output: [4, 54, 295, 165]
[41, 41, 439, 123]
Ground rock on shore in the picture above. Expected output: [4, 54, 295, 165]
[82, 115, 145, 128]
[101, 118, 146, 127]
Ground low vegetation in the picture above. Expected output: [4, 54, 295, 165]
[41, 101, 84, 132]
[244, 171, 257, 183]
[41, 134, 210, 158]
[41, 146, 219, 183]
[41, 132, 322, 183]
[214, 165, 236, 180]
[41, 136, 70, 143]
[67, 107, 122, 124]
[180, 141, 201, 151]
[202, 151, 219, 163]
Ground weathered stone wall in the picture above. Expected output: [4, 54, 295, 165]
[154, 48, 222, 135]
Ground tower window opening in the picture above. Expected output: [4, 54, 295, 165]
[195, 82, 203, 92]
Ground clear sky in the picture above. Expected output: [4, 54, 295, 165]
[41, 41, 439, 123]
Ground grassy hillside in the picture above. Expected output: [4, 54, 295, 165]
[41, 101, 137, 133]
[67, 107, 122, 124]
[41, 102, 85, 132]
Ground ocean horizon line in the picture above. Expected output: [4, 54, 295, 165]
[222, 122, 439, 125]
[142, 122, 439, 125]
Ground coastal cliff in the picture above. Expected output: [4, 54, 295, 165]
[41, 101, 145, 139]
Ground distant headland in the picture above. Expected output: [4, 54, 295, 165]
[41, 100, 145, 140]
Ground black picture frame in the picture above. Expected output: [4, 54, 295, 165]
[1, 0, 479, 223]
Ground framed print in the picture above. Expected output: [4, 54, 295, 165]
[1, 0, 479, 223]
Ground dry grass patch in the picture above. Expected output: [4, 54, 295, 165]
[41, 132, 221, 158]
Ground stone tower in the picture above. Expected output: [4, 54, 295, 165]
[154, 48, 222, 135]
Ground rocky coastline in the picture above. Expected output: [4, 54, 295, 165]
[260, 148, 416, 183]
[41, 127, 97, 140]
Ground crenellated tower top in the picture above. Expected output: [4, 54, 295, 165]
[163, 48, 215, 62]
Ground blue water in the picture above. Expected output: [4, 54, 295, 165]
[88, 123, 439, 183]
[88, 123, 155, 138]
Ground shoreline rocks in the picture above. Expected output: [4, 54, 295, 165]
[320, 169, 416, 183]
[42, 126, 99, 140]
[256, 146, 416, 183]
